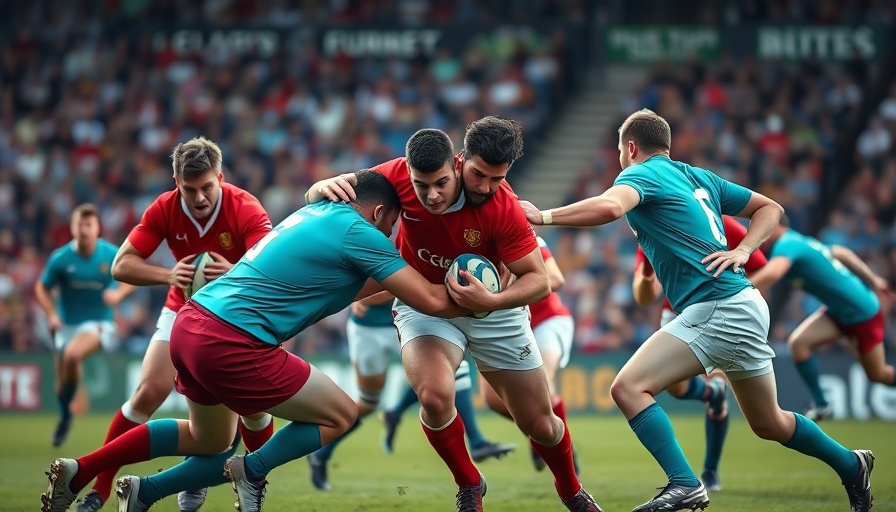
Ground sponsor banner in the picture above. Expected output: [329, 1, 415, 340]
[2, 351, 894, 419]
[605, 26, 721, 63]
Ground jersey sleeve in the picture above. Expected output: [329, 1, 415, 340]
[495, 197, 539, 264]
[238, 197, 273, 249]
[721, 216, 767, 272]
[39, 248, 65, 288]
[342, 220, 408, 282]
[614, 166, 665, 206]
[713, 175, 752, 216]
[370, 158, 405, 187]
[127, 198, 168, 258]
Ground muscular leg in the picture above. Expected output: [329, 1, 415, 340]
[53, 332, 101, 448]
[729, 370, 861, 483]
[610, 331, 705, 487]
[402, 336, 480, 487]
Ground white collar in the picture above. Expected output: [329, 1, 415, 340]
[180, 187, 223, 237]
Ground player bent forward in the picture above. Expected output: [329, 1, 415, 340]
[40, 170, 482, 512]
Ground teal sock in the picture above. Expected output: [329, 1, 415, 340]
[703, 413, 728, 472]
[629, 403, 699, 487]
[147, 419, 180, 458]
[455, 388, 486, 448]
[783, 412, 859, 484]
[244, 422, 322, 479]
[312, 416, 364, 463]
[138, 432, 241, 505]
[795, 357, 828, 406]
[392, 385, 420, 417]
[57, 382, 77, 420]
[678, 377, 707, 402]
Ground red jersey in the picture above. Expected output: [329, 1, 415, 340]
[127, 182, 272, 310]
[636, 215, 768, 311]
[529, 237, 571, 328]
[372, 157, 537, 285]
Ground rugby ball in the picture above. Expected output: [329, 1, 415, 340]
[447, 253, 501, 318]
[184, 252, 215, 300]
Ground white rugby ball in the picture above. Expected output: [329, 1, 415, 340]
[447, 253, 501, 318]
[184, 252, 215, 300]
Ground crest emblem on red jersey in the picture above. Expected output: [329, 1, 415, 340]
[463, 229, 482, 247]
[219, 232, 233, 249]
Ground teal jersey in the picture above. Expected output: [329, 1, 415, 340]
[349, 303, 395, 327]
[614, 156, 753, 312]
[39, 239, 120, 324]
[771, 230, 879, 324]
[194, 202, 408, 345]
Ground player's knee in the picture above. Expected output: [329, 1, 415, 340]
[519, 413, 563, 446]
[416, 384, 454, 416]
[865, 365, 891, 384]
[131, 379, 173, 413]
[609, 375, 636, 407]
[747, 413, 789, 442]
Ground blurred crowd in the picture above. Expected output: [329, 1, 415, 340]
[1, 0, 894, 361]
[546, 53, 896, 354]
[0, 0, 579, 353]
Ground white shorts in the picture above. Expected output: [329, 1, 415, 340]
[392, 300, 542, 372]
[54, 320, 118, 352]
[660, 308, 678, 328]
[662, 287, 776, 381]
[532, 315, 574, 369]
[150, 307, 177, 343]
[346, 319, 399, 377]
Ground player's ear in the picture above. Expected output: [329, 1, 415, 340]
[372, 204, 384, 223]
[217, 171, 224, 184]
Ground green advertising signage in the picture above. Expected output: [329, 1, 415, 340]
[605, 26, 721, 63]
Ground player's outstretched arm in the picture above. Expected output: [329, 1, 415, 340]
[521, 185, 638, 228]
[745, 256, 792, 295]
[544, 253, 565, 292]
[832, 245, 891, 296]
[34, 280, 61, 332]
[379, 267, 469, 318]
[304, 173, 359, 204]
[112, 240, 194, 289]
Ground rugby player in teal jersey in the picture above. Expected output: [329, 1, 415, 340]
[521, 109, 874, 512]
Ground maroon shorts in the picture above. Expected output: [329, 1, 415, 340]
[827, 309, 885, 355]
[169, 302, 311, 416]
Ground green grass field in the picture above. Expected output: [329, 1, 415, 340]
[3, 413, 893, 511]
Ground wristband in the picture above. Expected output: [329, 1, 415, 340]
[541, 210, 553, 225]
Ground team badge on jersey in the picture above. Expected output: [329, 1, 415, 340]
[219, 232, 233, 249]
[463, 229, 482, 247]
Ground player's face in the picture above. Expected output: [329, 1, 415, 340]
[408, 162, 461, 215]
[372, 205, 400, 237]
[71, 214, 100, 245]
[461, 154, 508, 206]
[176, 170, 223, 219]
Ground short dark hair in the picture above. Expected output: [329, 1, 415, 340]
[618, 109, 672, 153]
[463, 116, 524, 167]
[171, 136, 223, 180]
[353, 169, 400, 212]
[72, 203, 98, 222]
[406, 129, 454, 174]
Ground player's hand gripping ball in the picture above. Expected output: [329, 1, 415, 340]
[447, 253, 501, 318]
[184, 252, 215, 300]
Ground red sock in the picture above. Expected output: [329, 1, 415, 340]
[90, 409, 143, 500]
[531, 422, 580, 501]
[552, 397, 568, 424]
[421, 414, 480, 487]
[239, 417, 274, 452]
[71, 424, 152, 493]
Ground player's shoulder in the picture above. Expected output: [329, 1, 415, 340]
[372, 157, 408, 175]
[48, 242, 74, 261]
[482, 182, 523, 211]
[222, 182, 264, 208]
[149, 188, 181, 208]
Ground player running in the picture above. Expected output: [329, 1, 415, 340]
[749, 220, 894, 421]
[521, 108, 874, 512]
[75, 137, 275, 512]
[35, 203, 134, 448]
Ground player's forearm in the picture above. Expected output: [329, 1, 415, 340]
[34, 283, 57, 318]
[542, 197, 624, 227]
[415, 287, 469, 318]
[832, 245, 879, 287]
[112, 254, 171, 286]
[632, 275, 659, 306]
[736, 203, 784, 254]
[494, 272, 550, 310]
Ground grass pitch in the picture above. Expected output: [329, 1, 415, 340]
[3, 413, 894, 511]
